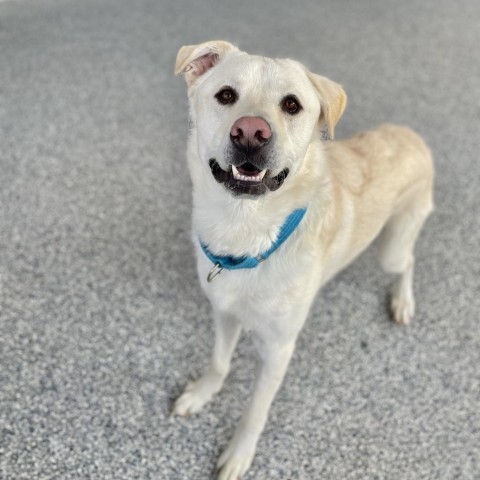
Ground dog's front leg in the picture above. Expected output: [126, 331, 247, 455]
[216, 337, 296, 480]
[174, 310, 242, 416]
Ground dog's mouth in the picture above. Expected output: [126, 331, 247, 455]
[209, 159, 289, 197]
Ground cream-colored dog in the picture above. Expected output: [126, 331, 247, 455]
[173, 40, 433, 479]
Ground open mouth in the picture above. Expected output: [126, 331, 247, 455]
[209, 159, 289, 196]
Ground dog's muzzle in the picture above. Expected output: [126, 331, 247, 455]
[209, 159, 289, 197]
[208, 116, 289, 197]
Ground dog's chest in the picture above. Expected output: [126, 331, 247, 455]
[207, 273, 290, 336]
[196, 242, 318, 339]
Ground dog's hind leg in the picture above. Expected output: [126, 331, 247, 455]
[173, 310, 241, 416]
[377, 184, 433, 324]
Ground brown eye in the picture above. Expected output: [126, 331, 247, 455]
[282, 95, 302, 115]
[215, 87, 237, 105]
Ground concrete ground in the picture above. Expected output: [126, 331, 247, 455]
[0, 0, 479, 479]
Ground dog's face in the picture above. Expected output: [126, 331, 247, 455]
[176, 41, 346, 198]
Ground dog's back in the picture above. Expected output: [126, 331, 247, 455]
[319, 124, 433, 284]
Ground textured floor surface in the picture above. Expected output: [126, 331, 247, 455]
[1, 0, 479, 479]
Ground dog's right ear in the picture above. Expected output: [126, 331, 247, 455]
[175, 40, 239, 88]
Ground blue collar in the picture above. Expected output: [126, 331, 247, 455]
[200, 208, 307, 282]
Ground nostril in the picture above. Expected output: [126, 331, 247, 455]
[257, 126, 272, 141]
[230, 126, 243, 139]
[255, 129, 270, 143]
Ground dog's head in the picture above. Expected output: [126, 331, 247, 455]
[175, 41, 346, 198]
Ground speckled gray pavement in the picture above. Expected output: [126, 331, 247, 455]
[1, 0, 479, 479]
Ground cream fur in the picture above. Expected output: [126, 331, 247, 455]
[173, 41, 434, 480]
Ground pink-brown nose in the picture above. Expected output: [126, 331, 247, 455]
[230, 116, 272, 152]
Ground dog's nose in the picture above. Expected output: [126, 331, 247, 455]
[230, 116, 272, 152]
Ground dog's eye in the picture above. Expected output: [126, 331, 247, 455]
[215, 87, 238, 105]
[281, 95, 302, 115]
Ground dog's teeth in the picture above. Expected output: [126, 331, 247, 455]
[231, 165, 240, 180]
[231, 166, 267, 182]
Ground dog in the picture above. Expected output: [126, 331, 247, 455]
[172, 40, 433, 479]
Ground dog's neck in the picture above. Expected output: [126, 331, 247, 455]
[193, 195, 298, 258]
[191, 145, 328, 258]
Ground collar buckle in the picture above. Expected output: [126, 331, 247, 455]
[207, 263, 223, 283]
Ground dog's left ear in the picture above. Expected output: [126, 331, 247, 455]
[175, 40, 239, 88]
[307, 72, 347, 139]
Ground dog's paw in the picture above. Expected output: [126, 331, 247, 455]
[172, 371, 223, 416]
[390, 289, 415, 325]
[172, 384, 206, 416]
[216, 444, 255, 480]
